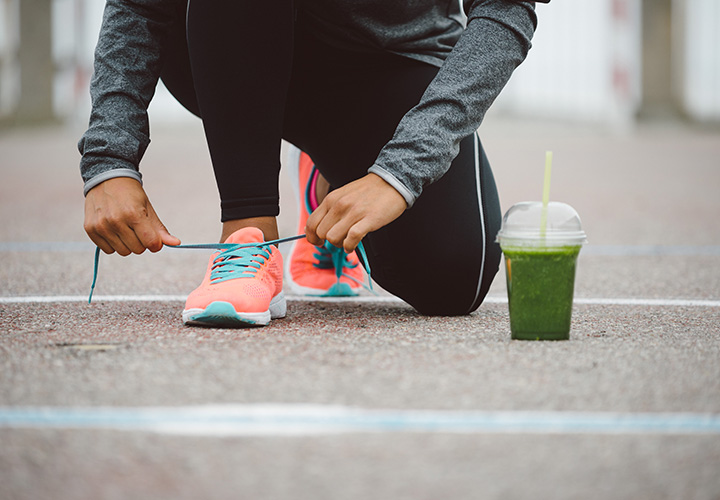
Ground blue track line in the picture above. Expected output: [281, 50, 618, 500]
[1, 406, 719, 435]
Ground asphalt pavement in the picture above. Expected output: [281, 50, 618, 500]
[1, 116, 719, 500]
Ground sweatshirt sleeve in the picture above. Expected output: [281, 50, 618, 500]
[368, 0, 541, 207]
[77, 0, 183, 195]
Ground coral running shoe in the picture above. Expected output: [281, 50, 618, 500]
[183, 227, 285, 327]
[285, 145, 365, 296]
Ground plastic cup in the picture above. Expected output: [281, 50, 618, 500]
[496, 202, 587, 340]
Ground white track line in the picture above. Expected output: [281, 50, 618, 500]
[1, 405, 718, 435]
[0, 295, 719, 307]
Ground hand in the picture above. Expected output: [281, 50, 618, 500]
[84, 177, 181, 256]
[306, 173, 407, 252]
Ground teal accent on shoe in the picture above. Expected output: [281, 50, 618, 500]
[305, 163, 320, 215]
[323, 282, 356, 297]
[301, 282, 356, 298]
[187, 301, 260, 326]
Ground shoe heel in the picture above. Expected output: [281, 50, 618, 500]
[269, 291, 287, 319]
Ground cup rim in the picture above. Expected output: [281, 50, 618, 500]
[496, 229, 587, 244]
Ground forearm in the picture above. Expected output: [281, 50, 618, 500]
[370, 0, 539, 206]
[78, 0, 184, 195]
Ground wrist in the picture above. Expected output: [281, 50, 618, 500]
[84, 168, 143, 197]
[367, 166, 414, 208]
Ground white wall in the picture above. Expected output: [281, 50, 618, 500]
[676, 0, 720, 121]
[492, 0, 642, 126]
[0, 0, 20, 119]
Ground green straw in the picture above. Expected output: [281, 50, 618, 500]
[540, 150, 553, 238]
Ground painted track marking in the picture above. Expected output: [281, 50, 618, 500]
[1, 405, 719, 436]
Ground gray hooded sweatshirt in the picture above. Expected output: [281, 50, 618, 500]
[79, 0, 548, 207]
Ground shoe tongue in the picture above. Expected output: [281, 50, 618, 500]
[224, 227, 265, 245]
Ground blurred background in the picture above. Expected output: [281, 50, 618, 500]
[0, 0, 719, 128]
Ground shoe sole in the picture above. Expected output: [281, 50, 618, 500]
[182, 292, 286, 327]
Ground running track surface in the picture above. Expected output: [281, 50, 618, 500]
[2, 120, 719, 499]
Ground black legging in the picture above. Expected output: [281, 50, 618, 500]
[160, 1, 502, 315]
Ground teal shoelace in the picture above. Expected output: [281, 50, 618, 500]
[313, 241, 365, 288]
[88, 235, 372, 304]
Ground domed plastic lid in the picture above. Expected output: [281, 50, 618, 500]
[496, 201, 587, 246]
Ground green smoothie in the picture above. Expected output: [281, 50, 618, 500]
[501, 245, 581, 340]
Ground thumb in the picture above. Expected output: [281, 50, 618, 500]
[159, 225, 181, 247]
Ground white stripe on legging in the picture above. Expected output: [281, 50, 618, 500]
[467, 132, 487, 314]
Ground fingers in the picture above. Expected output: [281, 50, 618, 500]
[84, 204, 138, 256]
[84, 178, 179, 256]
[321, 203, 364, 252]
[87, 211, 148, 256]
[86, 232, 115, 256]
[305, 174, 406, 252]
[305, 203, 328, 247]
[310, 208, 372, 253]
[343, 220, 373, 253]
[314, 200, 351, 247]
[306, 191, 356, 250]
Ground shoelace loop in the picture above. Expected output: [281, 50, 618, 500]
[313, 242, 370, 292]
[88, 234, 372, 303]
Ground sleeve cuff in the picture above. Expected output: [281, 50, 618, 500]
[83, 168, 143, 196]
[368, 165, 417, 208]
